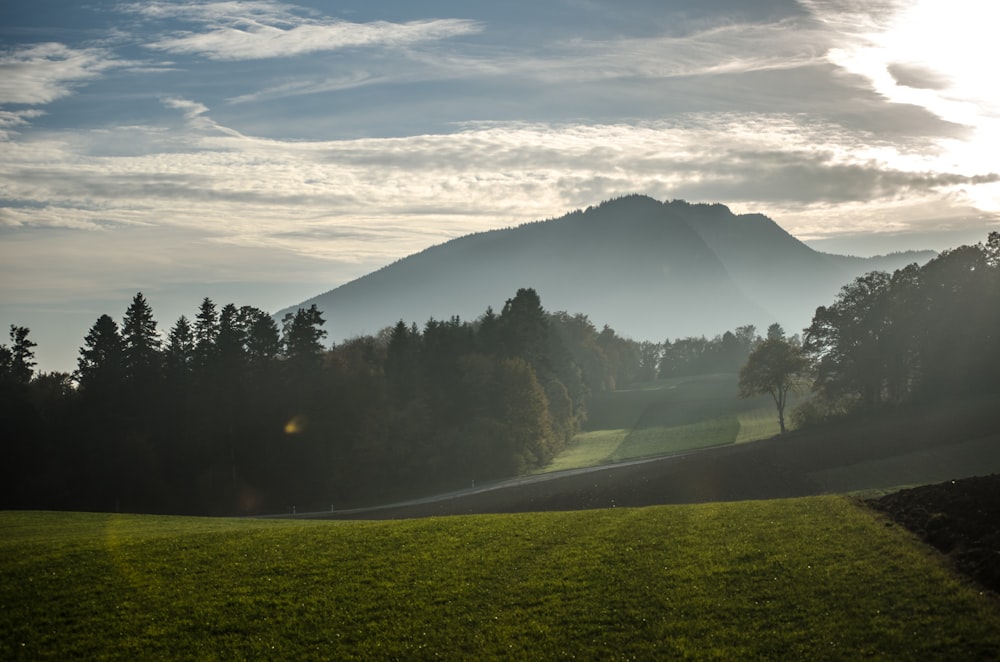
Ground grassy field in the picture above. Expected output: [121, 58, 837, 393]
[3, 501, 999, 659]
[547, 374, 791, 471]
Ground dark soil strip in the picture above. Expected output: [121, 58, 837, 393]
[867, 474, 1000, 595]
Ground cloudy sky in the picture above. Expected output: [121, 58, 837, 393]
[2, 0, 998, 373]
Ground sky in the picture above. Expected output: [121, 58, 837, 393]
[2, 0, 999, 373]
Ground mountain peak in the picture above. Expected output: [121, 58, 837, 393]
[277, 196, 933, 342]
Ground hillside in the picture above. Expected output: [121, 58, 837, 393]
[277, 195, 934, 341]
[322, 393, 1000, 519]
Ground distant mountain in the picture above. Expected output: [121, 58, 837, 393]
[276, 195, 935, 342]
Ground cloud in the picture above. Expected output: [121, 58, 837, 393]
[887, 62, 949, 90]
[162, 97, 209, 120]
[0, 43, 121, 105]
[122, 1, 306, 24]
[3, 104, 995, 267]
[226, 73, 388, 104]
[386, 17, 827, 91]
[565, 18, 826, 80]
[0, 109, 45, 140]
[125, 1, 482, 61]
[137, 6, 826, 109]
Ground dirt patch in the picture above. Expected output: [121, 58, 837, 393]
[867, 474, 1000, 595]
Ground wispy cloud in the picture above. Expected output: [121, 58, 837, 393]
[124, 1, 482, 61]
[385, 17, 827, 91]
[0, 109, 45, 140]
[3, 102, 995, 259]
[0, 43, 122, 105]
[557, 18, 827, 80]
[226, 72, 389, 105]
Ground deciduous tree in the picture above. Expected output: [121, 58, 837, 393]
[739, 338, 810, 434]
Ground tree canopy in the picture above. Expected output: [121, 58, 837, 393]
[797, 232, 1000, 423]
[739, 338, 809, 434]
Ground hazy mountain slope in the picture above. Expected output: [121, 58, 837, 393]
[277, 196, 934, 342]
[672, 200, 934, 332]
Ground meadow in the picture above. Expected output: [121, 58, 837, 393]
[3, 499, 999, 659]
[545, 374, 788, 472]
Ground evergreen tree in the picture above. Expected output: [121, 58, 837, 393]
[0, 328, 40, 509]
[500, 288, 549, 368]
[385, 319, 421, 404]
[476, 306, 502, 356]
[194, 297, 219, 371]
[216, 303, 246, 375]
[76, 314, 124, 393]
[5, 325, 37, 385]
[164, 315, 195, 378]
[241, 306, 281, 367]
[281, 305, 327, 366]
[121, 292, 162, 386]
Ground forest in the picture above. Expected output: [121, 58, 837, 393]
[1, 233, 997, 516]
[0, 288, 663, 515]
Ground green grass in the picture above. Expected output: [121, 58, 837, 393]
[543, 429, 628, 471]
[3, 501, 999, 659]
[548, 375, 787, 472]
[735, 405, 784, 443]
[584, 375, 744, 432]
[612, 415, 740, 461]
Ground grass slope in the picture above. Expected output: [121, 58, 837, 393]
[3, 500, 999, 659]
[548, 375, 787, 471]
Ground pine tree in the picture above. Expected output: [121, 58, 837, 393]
[4, 325, 36, 385]
[121, 292, 162, 385]
[281, 305, 327, 366]
[500, 288, 549, 368]
[241, 306, 281, 367]
[216, 303, 245, 374]
[164, 315, 195, 378]
[194, 297, 219, 371]
[77, 314, 124, 394]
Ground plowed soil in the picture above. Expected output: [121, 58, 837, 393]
[867, 474, 1000, 595]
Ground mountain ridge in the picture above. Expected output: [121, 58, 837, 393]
[277, 195, 935, 341]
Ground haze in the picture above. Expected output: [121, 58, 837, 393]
[1, 0, 998, 373]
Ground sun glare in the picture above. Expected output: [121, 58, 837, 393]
[823, 0, 1000, 212]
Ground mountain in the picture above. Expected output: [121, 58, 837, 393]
[276, 195, 935, 342]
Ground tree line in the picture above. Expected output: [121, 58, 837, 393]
[737, 232, 1000, 431]
[0, 288, 650, 515]
[794, 232, 1000, 423]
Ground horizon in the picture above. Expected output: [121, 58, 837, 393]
[4, 196, 991, 375]
[2, 0, 999, 373]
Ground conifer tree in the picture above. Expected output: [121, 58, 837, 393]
[164, 315, 195, 378]
[194, 297, 219, 371]
[77, 314, 124, 393]
[3, 325, 36, 385]
[241, 306, 281, 367]
[281, 305, 327, 366]
[121, 292, 162, 385]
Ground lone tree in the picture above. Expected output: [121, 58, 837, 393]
[738, 338, 810, 434]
